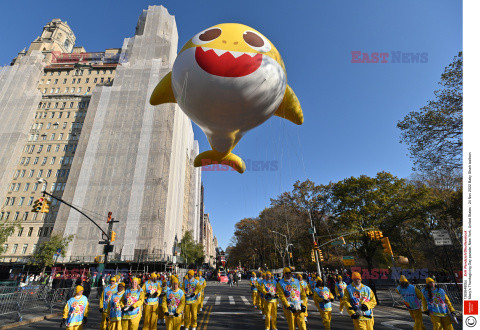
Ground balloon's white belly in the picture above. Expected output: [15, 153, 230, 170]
[171, 47, 286, 152]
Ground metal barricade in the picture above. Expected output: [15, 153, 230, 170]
[387, 288, 407, 308]
[416, 283, 462, 305]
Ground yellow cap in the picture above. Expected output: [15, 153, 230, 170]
[337, 276, 342, 281]
[75, 285, 84, 294]
[195, 276, 200, 280]
[151, 273, 157, 279]
[118, 282, 125, 287]
[171, 276, 179, 284]
[352, 272, 362, 280]
[133, 277, 141, 285]
[297, 274, 303, 279]
[198, 271, 202, 276]
[188, 270, 195, 276]
[283, 267, 291, 274]
[316, 276, 322, 282]
[251, 272, 256, 276]
[426, 277, 435, 284]
[110, 277, 117, 282]
[399, 275, 409, 283]
[266, 271, 272, 276]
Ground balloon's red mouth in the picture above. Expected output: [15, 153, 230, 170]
[195, 47, 263, 77]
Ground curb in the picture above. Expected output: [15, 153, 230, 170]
[0, 312, 61, 330]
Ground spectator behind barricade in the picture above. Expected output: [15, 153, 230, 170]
[53, 274, 62, 289]
[82, 277, 92, 298]
[65, 275, 73, 288]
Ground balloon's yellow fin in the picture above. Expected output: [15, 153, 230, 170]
[274, 85, 304, 125]
[149, 71, 176, 105]
[194, 150, 246, 174]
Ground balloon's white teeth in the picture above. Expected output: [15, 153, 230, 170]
[201, 47, 211, 52]
[229, 51, 244, 58]
[246, 53, 257, 57]
[213, 49, 228, 56]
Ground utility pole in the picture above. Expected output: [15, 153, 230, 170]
[306, 210, 322, 278]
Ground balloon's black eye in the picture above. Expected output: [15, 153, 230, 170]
[199, 28, 222, 42]
[243, 31, 264, 47]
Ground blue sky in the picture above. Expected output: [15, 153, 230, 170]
[0, 1, 462, 250]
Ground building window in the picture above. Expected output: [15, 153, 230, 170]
[87, 87, 91, 93]
[50, 133, 55, 140]
[27, 227, 33, 237]
[23, 183, 29, 192]
[42, 157, 47, 165]
[27, 197, 34, 206]
[58, 112, 62, 118]
[37, 145, 43, 153]
[37, 228, 42, 237]
[53, 123, 58, 129]
[25, 157, 30, 165]
[33, 157, 39, 165]
[13, 212, 19, 221]
[94, 78, 97, 83]
[47, 145, 51, 152]
[63, 78, 67, 84]
[72, 78, 76, 83]
[50, 157, 56, 164]
[14, 184, 20, 192]
[18, 227, 24, 236]
[77, 78, 81, 84]
[46, 170, 52, 178]
[4, 197, 9, 206]
[20, 170, 26, 178]
[32, 213, 37, 221]
[32, 244, 37, 253]
[13, 170, 20, 178]
[32, 182, 38, 192]
[21, 244, 28, 254]
[28, 170, 34, 177]
[9, 197, 15, 206]
[65, 87, 69, 93]
[23, 212, 28, 221]
[85, 78, 89, 83]
[58, 133, 63, 140]
[12, 244, 18, 254]
[18, 197, 24, 206]
[70, 102, 74, 108]
[71, 87, 75, 93]
[55, 145, 60, 152]
[54, 79, 58, 84]
[50, 112, 55, 118]
[37, 169, 43, 178]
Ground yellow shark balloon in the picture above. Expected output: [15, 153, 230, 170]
[150, 23, 303, 173]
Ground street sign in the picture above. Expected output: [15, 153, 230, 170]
[308, 228, 315, 235]
[431, 230, 453, 246]
[331, 239, 345, 246]
[343, 256, 355, 266]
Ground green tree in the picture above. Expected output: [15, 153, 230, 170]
[0, 221, 17, 255]
[398, 52, 462, 175]
[180, 230, 205, 267]
[29, 234, 74, 273]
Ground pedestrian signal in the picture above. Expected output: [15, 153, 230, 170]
[367, 231, 375, 240]
[381, 237, 393, 255]
[40, 200, 50, 213]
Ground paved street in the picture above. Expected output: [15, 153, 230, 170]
[26, 281, 462, 330]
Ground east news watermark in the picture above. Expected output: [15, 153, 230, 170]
[201, 159, 278, 172]
[351, 51, 428, 63]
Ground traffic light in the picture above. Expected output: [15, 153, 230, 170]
[381, 237, 393, 255]
[103, 245, 114, 254]
[374, 231, 383, 240]
[31, 198, 45, 213]
[289, 252, 293, 259]
[340, 236, 346, 245]
[318, 249, 324, 262]
[367, 231, 375, 240]
[110, 231, 116, 242]
[311, 250, 316, 262]
[313, 241, 318, 250]
[40, 200, 50, 213]
[107, 211, 112, 223]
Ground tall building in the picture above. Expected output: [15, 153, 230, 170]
[0, 6, 203, 262]
[201, 213, 216, 267]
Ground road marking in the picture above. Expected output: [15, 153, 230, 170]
[202, 305, 213, 330]
[215, 296, 221, 305]
[229, 296, 235, 305]
[198, 304, 210, 327]
[203, 296, 209, 305]
[241, 296, 250, 305]
[381, 320, 415, 329]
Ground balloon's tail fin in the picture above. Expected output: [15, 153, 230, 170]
[194, 150, 246, 174]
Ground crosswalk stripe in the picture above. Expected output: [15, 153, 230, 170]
[203, 296, 210, 305]
[240, 296, 250, 305]
[215, 296, 221, 305]
[229, 296, 235, 305]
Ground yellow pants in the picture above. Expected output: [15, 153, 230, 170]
[265, 302, 277, 330]
[318, 310, 332, 330]
[352, 318, 374, 330]
[262, 297, 267, 315]
[165, 315, 183, 330]
[282, 307, 306, 330]
[339, 298, 346, 313]
[158, 304, 165, 320]
[100, 312, 109, 330]
[184, 303, 198, 328]
[143, 304, 159, 330]
[409, 309, 426, 330]
[429, 314, 454, 330]
[66, 326, 82, 330]
[200, 290, 205, 310]
[108, 321, 123, 330]
[121, 313, 142, 330]
[252, 291, 259, 307]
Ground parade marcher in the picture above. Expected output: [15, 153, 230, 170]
[297, 274, 311, 323]
[343, 272, 377, 330]
[250, 272, 260, 309]
[183, 270, 201, 330]
[257, 272, 266, 318]
[395, 275, 426, 330]
[162, 276, 185, 330]
[197, 271, 207, 312]
[142, 273, 162, 330]
[276, 267, 307, 330]
[259, 271, 278, 330]
[158, 276, 170, 326]
[308, 274, 317, 295]
[100, 277, 119, 330]
[61, 285, 89, 330]
[121, 277, 145, 330]
[334, 275, 347, 314]
[421, 277, 458, 330]
[313, 277, 334, 330]
[106, 282, 126, 330]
